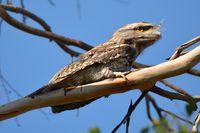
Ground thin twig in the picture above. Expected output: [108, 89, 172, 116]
[160, 80, 193, 98]
[0, 63, 50, 120]
[0, 4, 51, 31]
[0, 18, 3, 33]
[145, 96, 154, 122]
[38, 109, 50, 120]
[76, 0, 81, 20]
[0, 5, 92, 56]
[147, 94, 174, 132]
[0, 63, 22, 97]
[0, 64, 21, 125]
[1, 79, 11, 102]
[0, 4, 82, 56]
[160, 109, 193, 125]
[125, 101, 132, 133]
[169, 35, 200, 60]
[1, 77, 22, 97]
[151, 86, 200, 104]
[125, 118, 130, 133]
[48, 0, 55, 6]
[111, 91, 148, 133]
[0, 64, 11, 101]
[147, 94, 193, 132]
[176, 36, 200, 51]
[166, 51, 189, 60]
[146, 94, 162, 118]
[19, 0, 26, 23]
[150, 93, 193, 124]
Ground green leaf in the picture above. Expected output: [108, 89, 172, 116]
[154, 124, 167, 133]
[89, 127, 101, 133]
[185, 103, 197, 116]
[153, 118, 169, 133]
[178, 125, 190, 133]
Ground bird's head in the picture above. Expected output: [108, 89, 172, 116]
[110, 22, 161, 55]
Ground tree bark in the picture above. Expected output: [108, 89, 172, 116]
[0, 45, 200, 121]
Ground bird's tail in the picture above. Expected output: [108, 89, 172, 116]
[27, 84, 101, 113]
[51, 97, 100, 113]
[27, 83, 57, 98]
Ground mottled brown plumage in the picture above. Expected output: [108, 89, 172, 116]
[28, 22, 161, 113]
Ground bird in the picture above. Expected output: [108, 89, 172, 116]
[28, 22, 161, 113]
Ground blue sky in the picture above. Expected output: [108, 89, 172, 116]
[0, 0, 200, 133]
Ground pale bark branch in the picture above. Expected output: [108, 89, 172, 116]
[0, 44, 200, 121]
[133, 35, 200, 78]
[188, 69, 200, 77]
[169, 36, 200, 60]
[192, 112, 200, 133]
[133, 61, 200, 78]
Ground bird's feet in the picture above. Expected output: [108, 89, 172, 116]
[113, 71, 132, 85]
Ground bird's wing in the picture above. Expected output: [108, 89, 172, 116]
[28, 43, 135, 97]
[49, 42, 134, 84]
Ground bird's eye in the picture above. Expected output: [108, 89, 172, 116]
[134, 27, 144, 32]
[134, 26, 153, 32]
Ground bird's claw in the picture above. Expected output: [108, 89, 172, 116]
[113, 71, 132, 85]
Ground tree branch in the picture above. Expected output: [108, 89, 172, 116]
[159, 80, 193, 98]
[151, 86, 200, 104]
[145, 96, 154, 122]
[188, 69, 200, 77]
[111, 91, 148, 133]
[169, 36, 200, 60]
[133, 35, 200, 78]
[0, 4, 92, 56]
[0, 44, 200, 121]
[192, 111, 200, 133]
[147, 94, 193, 125]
